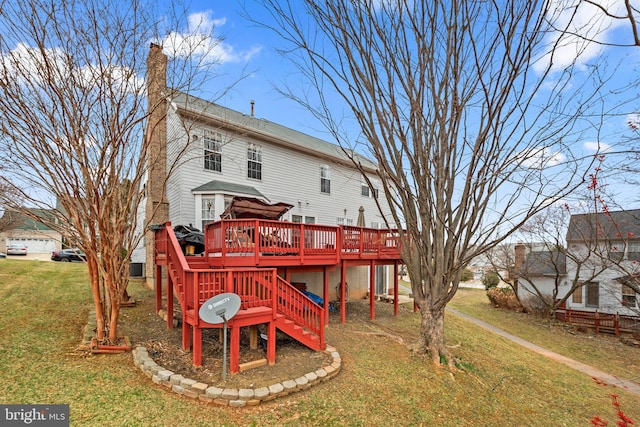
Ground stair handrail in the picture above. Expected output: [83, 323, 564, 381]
[275, 276, 324, 342]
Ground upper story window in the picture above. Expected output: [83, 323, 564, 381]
[361, 182, 379, 198]
[320, 165, 330, 194]
[204, 131, 222, 172]
[628, 241, 640, 261]
[247, 143, 262, 180]
[609, 241, 640, 261]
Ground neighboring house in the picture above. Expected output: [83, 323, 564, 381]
[516, 209, 640, 316]
[0, 209, 62, 254]
[133, 44, 395, 298]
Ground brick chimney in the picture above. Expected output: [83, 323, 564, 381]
[513, 242, 527, 280]
[144, 43, 169, 283]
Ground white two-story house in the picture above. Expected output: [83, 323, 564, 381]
[132, 44, 395, 300]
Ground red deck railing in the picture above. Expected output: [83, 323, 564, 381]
[555, 308, 640, 336]
[204, 219, 402, 265]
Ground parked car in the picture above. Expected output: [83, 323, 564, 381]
[6, 243, 27, 255]
[0, 252, 6, 258]
[51, 248, 86, 262]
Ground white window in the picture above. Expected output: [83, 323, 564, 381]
[585, 281, 599, 308]
[337, 217, 353, 226]
[572, 284, 583, 304]
[622, 285, 637, 307]
[204, 131, 222, 172]
[320, 165, 330, 194]
[201, 197, 216, 230]
[628, 242, 640, 261]
[247, 143, 262, 180]
[609, 241, 624, 261]
[361, 184, 370, 197]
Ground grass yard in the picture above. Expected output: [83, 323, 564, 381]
[1, 259, 639, 426]
[450, 287, 640, 383]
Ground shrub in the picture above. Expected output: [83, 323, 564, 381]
[486, 287, 523, 311]
[460, 268, 473, 282]
[481, 272, 500, 290]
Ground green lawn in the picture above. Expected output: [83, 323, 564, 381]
[1, 260, 639, 426]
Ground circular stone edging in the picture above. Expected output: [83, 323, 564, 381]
[132, 345, 342, 407]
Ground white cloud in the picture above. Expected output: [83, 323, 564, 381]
[583, 140, 611, 152]
[517, 146, 566, 169]
[162, 10, 261, 65]
[627, 113, 640, 131]
[0, 43, 144, 95]
[533, 0, 630, 74]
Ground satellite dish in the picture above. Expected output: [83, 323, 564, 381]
[199, 293, 242, 324]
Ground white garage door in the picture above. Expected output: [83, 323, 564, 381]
[7, 238, 57, 253]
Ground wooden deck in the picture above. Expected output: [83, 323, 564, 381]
[153, 220, 405, 372]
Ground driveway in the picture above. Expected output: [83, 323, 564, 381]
[447, 307, 640, 397]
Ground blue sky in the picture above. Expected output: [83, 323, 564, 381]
[166, 1, 330, 141]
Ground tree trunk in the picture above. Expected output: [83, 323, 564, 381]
[416, 302, 449, 365]
[88, 257, 105, 341]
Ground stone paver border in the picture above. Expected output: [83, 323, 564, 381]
[132, 345, 342, 407]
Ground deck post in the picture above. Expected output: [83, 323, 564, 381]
[267, 321, 276, 365]
[615, 312, 620, 336]
[323, 266, 329, 325]
[167, 273, 174, 329]
[230, 325, 241, 373]
[393, 262, 399, 317]
[369, 261, 375, 320]
[340, 260, 347, 323]
[595, 311, 600, 333]
[192, 326, 202, 366]
[155, 264, 163, 313]
[181, 321, 190, 351]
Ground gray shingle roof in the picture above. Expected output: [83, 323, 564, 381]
[521, 251, 566, 276]
[566, 209, 640, 242]
[191, 180, 265, 199]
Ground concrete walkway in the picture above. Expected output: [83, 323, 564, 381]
[447, 307, 640, 397]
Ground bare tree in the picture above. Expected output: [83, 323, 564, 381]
[254, 1, 635, 364]
[0, 0, 229, 343]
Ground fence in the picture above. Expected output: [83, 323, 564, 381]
[555, 308, 640, 336]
